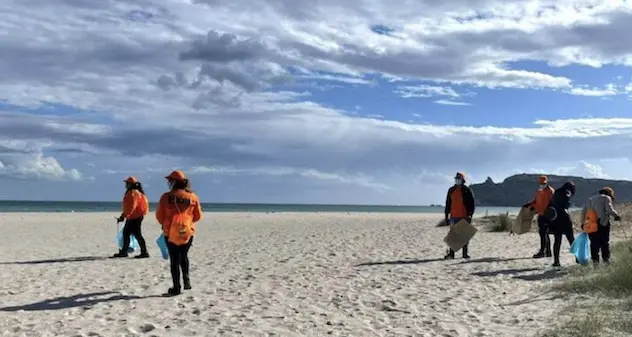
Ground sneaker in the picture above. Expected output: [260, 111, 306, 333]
[134, 253, 150, 259]
[184, 282, 192, 290]
[552, 261, 561, 267]
[111, 252, 128, 258]
[462, 254, 471, 259]
[532, 252, 545, 259]
[545, 251, 552, 257]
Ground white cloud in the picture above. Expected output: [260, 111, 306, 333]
[554, 160, 610, 179]
[1, 0, 632, 203]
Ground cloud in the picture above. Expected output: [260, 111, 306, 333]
[2, 0, 632, 203]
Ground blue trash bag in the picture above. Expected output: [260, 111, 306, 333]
[570, 232, 591, 265]
[156, 234, 169, 260]
[116, 229, 139, 253]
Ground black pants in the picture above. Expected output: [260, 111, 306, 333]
[589, 224, 611, 263]
[537, 215, 551, 254]
[166, 236, 193, 289]
[122, 217, 147, 255]
[448, 242, 468, 257]
[551, 212, 574, 263]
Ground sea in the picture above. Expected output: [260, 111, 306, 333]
[0, 200, 522, 215]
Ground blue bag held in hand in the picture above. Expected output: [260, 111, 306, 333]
[156, 234, 169, 260]
[116, 229, 139, 253]
[570, 232, 591, 265]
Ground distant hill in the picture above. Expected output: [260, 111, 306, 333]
[470, 174, 632, 207]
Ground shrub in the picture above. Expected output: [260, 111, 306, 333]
[485, 212, 512, 232]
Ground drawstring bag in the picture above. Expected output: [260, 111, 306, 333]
[569, 232, 591, 265]
[116, 228, 139, 253]
[156, 234, 169, 260]
[168, 200, 194, 245]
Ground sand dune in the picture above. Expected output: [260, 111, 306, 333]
[0, 212, 575, 337]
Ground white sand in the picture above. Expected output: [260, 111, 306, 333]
[0, 212, 576, 337]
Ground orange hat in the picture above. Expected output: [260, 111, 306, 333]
[455, 172, 466, 181]
[538, 175, 548, 184]
[165, 170, 186, 181]
[124, 176, 138, 184]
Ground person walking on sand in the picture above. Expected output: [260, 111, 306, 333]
[545, 181, 576, 267]
[112, 177, 150, 258]
[580, 187, 621, 265]
[156, 170, 203, 296]
[522, 175, 555, 259]
[443, 172, 476, 259]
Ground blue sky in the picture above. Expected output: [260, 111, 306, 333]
[1, 0, 632, 204]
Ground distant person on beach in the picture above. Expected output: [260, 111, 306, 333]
[443, 172, 476, 259]
[112, 177, 150, 258]
[522, 175, 555, 259]
[580, 187, 621, 264]
[545, 181, 576, 267]
[156, 170, 203, 296]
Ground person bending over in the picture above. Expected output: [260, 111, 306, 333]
[156, 170, 203, 296]
[522, 175, 555, 259]
[581, 187, 621, 264]
[443, 172, 476, 259]
[113, 177, 149, 258]
[545, 181, 576, 267]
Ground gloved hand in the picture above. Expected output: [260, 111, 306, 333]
[529, 206, 535, 212]
[116, 215, 125, 223]
[466, 216, 472, 223]
[522, 203, 531, 209]
[614, 214, 622, 221]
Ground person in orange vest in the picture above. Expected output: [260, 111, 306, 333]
[156, 170, 203, 296]
[112, 176, 150, 258]
[580, 187, 621, 264]
[443, 172, 476, 259]
[522, 175, 555, 259]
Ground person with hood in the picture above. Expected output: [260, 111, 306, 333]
[156, 170, 203, 296]
[443, 172, 476, 259]
[580, 187, 621, 264]
[113, 176, 150, 258]
[522, 175, 555, 258]
[544, 181, 576, 267]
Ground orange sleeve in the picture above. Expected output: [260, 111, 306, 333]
[191, 194, 202, 223]
[156, 193, 168, 226]
[122, 191, 137, 218]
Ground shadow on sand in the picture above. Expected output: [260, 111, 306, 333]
[471, 267, 542, 277]
[0, 291, 160, 312]
[503, 289, 566, 306]
[356, 258, 445, 267]
[512, 268, 569, 281]
[0, 256, 108, 265]
[454, 257, 534, 265]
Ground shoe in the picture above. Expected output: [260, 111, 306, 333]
[462, 254, 471, 259]
[532, 252, 545, 259]
[134, 253, 150, 259]
[443, 253, 455, 260]
[552, 261, 561, 267]
[545, 251, 552, 257]
[111, 251, 128, 258]
[163, 287, 181, 297]
[184, 281, 191, 290]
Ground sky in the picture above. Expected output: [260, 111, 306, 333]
[2, 0, 632, 205]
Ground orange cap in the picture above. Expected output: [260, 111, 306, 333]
[538, 175, 548, 184]
[455, 172, 466, 180]
[165, 170, 186, 181]
[124, 176, 138, 184]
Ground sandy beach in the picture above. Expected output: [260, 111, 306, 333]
[0, 212, 577, 337]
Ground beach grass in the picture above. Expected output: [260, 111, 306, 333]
[540, 238, 632, 336]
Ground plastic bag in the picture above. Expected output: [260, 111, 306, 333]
[156, 234, 169, 260]
[116, 229, 139, 253]
[569, 232, 591, 265]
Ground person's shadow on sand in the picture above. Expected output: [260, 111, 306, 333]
[0, 256, 108, 265]
[0, 291, 158, 312]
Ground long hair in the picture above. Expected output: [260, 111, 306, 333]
[172, 179, 193, 193]
[128, 182, 145, 195]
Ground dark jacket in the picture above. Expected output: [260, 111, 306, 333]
[550, 182, 575, 211]
[444, 185, 476, 218]
[544, 181, 575, 231]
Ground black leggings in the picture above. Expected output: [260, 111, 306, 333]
[166, 237, 193, 289]
[122, 217, 147, 254]
[551, 213, 574, 263]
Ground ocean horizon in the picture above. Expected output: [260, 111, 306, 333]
[0, 200, 523, 214]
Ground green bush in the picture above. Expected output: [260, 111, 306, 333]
[485, 212, 512, 232]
